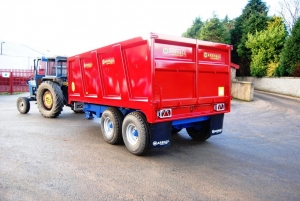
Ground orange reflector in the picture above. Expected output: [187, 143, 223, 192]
[218, 87, 224, 96]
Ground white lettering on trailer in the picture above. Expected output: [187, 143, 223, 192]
[162, 47, 187, 57]
[153, 140, 170, 146]
[212, 129, 222, 134]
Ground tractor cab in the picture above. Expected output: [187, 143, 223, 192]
[38, 56, 67, 81]
[37, 56, 67, 81]
[28, 56, 67, 100]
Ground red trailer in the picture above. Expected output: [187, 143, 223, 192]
[68, 33, 232, 155]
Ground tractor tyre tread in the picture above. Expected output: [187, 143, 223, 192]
[37, 81, 64, 118]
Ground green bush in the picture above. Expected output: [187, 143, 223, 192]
[246, 16, 287, 77]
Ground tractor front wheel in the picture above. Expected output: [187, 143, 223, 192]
[16, 97, 30, 114]
[36, 81, 64, 118]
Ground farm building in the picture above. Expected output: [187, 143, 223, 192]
[0, 40, 47, 70]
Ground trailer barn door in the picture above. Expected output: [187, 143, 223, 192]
[197, 47, 230, 100]
[80, 52, 100, 98]
[153, 40, 196, 107]
[68, 57, 83, 98]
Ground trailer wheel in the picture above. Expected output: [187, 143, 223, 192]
[37, 81, 64, 118]
[186, 120, 211, 141]
[122, 112, 150, 156]
[100, 107, 124, 144]
[17, 97, 30, 114]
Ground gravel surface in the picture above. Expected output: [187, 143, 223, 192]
[0, 91, 300, 200]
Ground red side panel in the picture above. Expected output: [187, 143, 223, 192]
[81, 52, 100, 97]
[68, 38, 151, 109]
[68, 58, 83, 98]
[124, 43, 150, 100]
[100, 52, 120, 98]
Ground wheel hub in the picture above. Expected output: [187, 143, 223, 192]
[19, 101, 24, 109]
[43, 91, 53, 109]
[104, 117, 114, 138]
[126, 123, 138, 145]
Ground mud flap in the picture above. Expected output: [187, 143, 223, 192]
[149, 121, 172, 148]
[210, 114, 224, 135]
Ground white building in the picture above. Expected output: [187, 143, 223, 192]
[0, 41, 47, 70]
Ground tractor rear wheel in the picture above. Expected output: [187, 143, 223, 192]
[186, 120, 211, 141]
[17, 97, 30, 114]
[122, 112, 150, 156]
[37, 81, 64, 118]
[100, 107, 124, 144]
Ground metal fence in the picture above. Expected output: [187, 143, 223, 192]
[0, 69, 33, 94]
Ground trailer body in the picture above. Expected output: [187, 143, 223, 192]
[68, 33, 232, 155]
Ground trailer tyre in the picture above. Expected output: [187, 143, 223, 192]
[186, 120, 211, 141]
[17, 97, 30, 114]
[37, 81, 64, 118]
[100, 107, 124, 145]
[122, 112, 150, 156]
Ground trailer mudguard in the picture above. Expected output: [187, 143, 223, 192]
[210, 114, 224, 135]
[149, 121, 172, 148]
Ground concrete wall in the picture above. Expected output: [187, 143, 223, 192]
[237, 77, 300, 97]
[231, 68, 236, 80]
[231, 80, 254, 101]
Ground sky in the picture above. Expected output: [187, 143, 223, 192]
[0, 0, 280, 57]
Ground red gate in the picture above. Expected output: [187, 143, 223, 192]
[0, 69, 33, 94]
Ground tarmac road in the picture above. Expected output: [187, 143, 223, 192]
[0, 91, 299, 200]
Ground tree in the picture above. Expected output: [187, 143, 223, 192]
[182, 17, 203, 39]
[278, 0, 300, 33]
[245, 17, 288, 77]
[278, 17, 300, 76]
[230, 0, 269, 76]
[223, 15, 235, 41]
[198, 14, 231, 44]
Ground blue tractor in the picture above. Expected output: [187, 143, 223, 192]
[16, 56, 82, 117]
